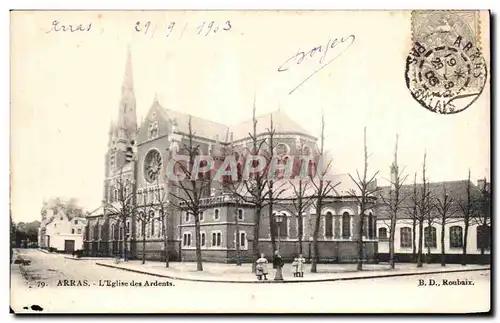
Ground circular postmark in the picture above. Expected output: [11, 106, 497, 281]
[405, 14, 487, 114]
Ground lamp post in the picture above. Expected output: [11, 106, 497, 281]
[275, 213, 284, 253]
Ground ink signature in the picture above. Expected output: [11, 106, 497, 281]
[278, 35, 356, 94]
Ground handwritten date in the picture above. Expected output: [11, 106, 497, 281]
[134, 20, 232, 38]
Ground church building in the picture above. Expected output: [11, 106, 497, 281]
[83, 49, 379, 264]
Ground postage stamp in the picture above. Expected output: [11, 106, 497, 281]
[405, 10, 488, 114]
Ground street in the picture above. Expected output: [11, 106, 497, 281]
[11, 249, 491, 314]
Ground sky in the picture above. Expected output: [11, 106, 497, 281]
[10, 11, 490, 222]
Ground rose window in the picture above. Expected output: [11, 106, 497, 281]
[144, 150, 162, 183]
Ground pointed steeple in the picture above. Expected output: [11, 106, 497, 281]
[122, 44, 134, 95]
[116, 45, 138, 142]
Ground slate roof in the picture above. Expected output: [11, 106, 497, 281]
[158, 106, 314, 143]
[376, 180, 483, 219]
[229, 110, 314, 141]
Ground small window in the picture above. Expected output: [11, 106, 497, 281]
[400, 227, 412, 248]
[325, 212, 333, 238]
[214, 209, 220, 220]
[424, 227, 437, 248]
[212, 232, 222, 247]
[54, 223, 57, 228]
[185, 212, 190, 223]
[74, 220, 78, 225]
[183, 233, 192, 247]
[342, 212, 351, 238]
[240, 232, 246, 248]
[199, 212, 204, 221]
[77, 228, 82, 234]
[201, 232, 206, 247]
[378, 227, 388, 241]
[60, 216, 63, 220]
[449, 226, 463, 248]
[71, 229, 75, 234]
[237, 209, 244, 221]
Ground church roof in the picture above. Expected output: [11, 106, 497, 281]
[229, 110, 314, 141]
[157, 106, 314, 143]
[160, 107, 230, 142]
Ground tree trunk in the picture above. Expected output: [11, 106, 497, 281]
[235, 207, 242, 266]
[440, 223, 445, 267]
[194, 215, 203, 271]
[269, 203, 277, 259]
[311, 203, 322, 273]
[251, 207, 261, 273]
[163, 216, 169, 268]
[426, 219, 431, 264]
[122, 225, 128, 261]
[298, 213, 303, 255]
[412, 218, 417, 263]
[462, 223, 469, 266]
[417, 219, 423, 267]
[357, 213, 364, 271]
[389, 221, 396, 269]
[142, 222, 146, 264]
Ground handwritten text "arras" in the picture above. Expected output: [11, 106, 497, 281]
[46, 20, 92, 33]
[278, 35, 356, 95]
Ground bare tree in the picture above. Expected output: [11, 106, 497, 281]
[288, 153, 314, 255]
[104, 167, 136, 261]
[471, 177, 491, 265]
[415, 152, 434, 267]
[168, 116, 210, 271]
[153, 182, 171, 268]
[136, 196, 154, 264]
[226, 99, 279, 272]
[310, 113, 339, 273]
[458, 169, 474, 266]
[348, 127, 379, 271]
[435, 184, 458, 267]
[409, 173, 418, 262]
[378, 134, 409, 269]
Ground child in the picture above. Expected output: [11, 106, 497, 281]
[297, 254, 306, 278]
[292, 257, 299, 277]
[256, 253, 269, 281]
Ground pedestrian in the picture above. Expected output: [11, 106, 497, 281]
[255, 253, 269, 281]
[297, 253, 306, 278]
[273, 251, 284, 280]
[292, 256, 299, 277]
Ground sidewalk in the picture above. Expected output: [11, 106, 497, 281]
[96, 260, 490, 283]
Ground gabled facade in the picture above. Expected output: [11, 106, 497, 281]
[40, 209, 87, 252]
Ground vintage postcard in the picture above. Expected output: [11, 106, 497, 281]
[10, 10, 490, 314]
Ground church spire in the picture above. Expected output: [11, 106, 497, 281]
[116, 45, 137, 142]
